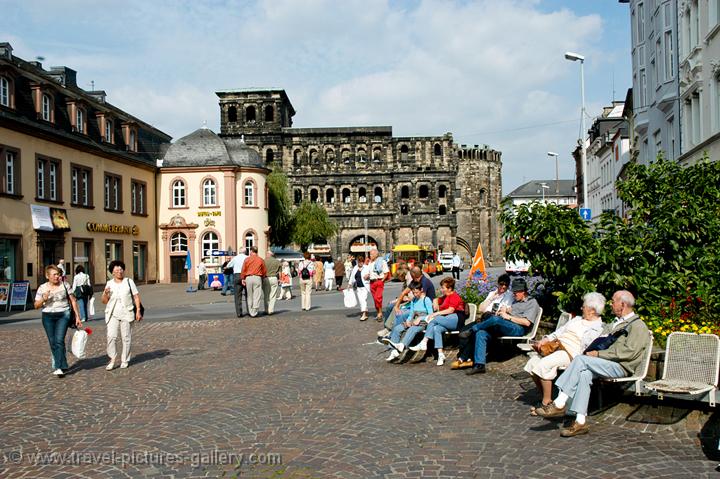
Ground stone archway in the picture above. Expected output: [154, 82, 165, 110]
[348, 234, 379, 258]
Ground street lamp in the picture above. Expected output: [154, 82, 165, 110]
[565, 51, 587, 209]
[547, 151, 559, 194]
[539, 182, 550, 203]
[363, 218, 368, 260]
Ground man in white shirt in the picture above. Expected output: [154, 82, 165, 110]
[227, 250, 247, 317]
[365, 248, 390, 322]
[197, 260, 207, 290]
[451, 252, 462, 279]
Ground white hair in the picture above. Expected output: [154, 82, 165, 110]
[615, 290, 636, 308]
[583, 292, 606, 316]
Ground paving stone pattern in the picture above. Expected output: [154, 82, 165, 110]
[0, 310, 718, 478]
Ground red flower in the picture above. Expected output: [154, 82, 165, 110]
[84, 327, 93, 335]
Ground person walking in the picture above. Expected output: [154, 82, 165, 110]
[313, 255, 324, 292]
[334, 257, 345, 290]
[197, 260, 207, 290]
[451, 251, 462, 280]
[227, 249, 248, 317]
[367, 248, 390, 322]
[349, 256, 371, 320]
[102, 260, 143, 371]
[34, 265, 82, 377]
[241, 246, 266, 317]
[298, 252, 315, 311]
[220, 259, 234, 296]
[263, 250, 281, 315]
[279, 260, 293, 300]
[71, 264, 92, 321]
[323, 258, 335, 290]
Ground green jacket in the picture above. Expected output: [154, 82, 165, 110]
[598, 313, 650, 376]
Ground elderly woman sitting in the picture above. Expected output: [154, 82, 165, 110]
[526, 292, 606, 416]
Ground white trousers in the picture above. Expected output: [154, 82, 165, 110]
[324, 277, 334, 290]
[299, 278, 313, 310]
[356, 286, 369, 312]
[107, 316, 133, 364]
[263, 276, 279, 314]
[524, 350, 572, 380]
[245, 275, 263, 316]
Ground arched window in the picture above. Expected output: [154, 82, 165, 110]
[326, 188, 335, 204]
[418, 184, 429, 199]
[401, 185, 410, 199]
[342, 188, 351, 203]
[294, 189, 303, 205]
[400, 144, 409, 160]
[373, 147, 382, 163]
[438, 184, 447, 198]
[341, 148, 351, 164]
[0, 77, 9, 107]
[357, 148, 366, 163]
[203, 178, 217, 206]
[170, 232, 188, 252]
[374, 186, 383, 203]
[244, 180, 255, 206]
[266, 148, 274, 164]
[246, 105, 256, 122]
[310, 149, 319, 164]
[172, 180, 186, 207]
[228, 105, 238, 122]
[479, 189, 486, 204]
[401, 204, 409, 215]
[41, 93, 52, 121]
[264, 105, 274, 122]
[358, 187, 367, 203]
[434, 143, 442, 156]
[439, 205, 447, 215]
[293, 149, 302, 166]
[244, 232, 256, 254]
[325, 148, 335, 163]
[201, 231, 219, 257]
[310, 188, 319, 203]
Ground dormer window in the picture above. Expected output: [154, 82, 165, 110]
[122, 122, 138, 152]
[75, 107, 85, 134]
[105, 119, 113, 143]
[129, 130, 136, 151]
[41, 94, 52, 121]
[0, 76, 11, 108]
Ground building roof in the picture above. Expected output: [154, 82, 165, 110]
[505, 179, 576, 199]
[162, 127, 263, 168]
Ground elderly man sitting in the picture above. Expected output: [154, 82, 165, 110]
[536, 290, 650, 437]
[464, 278, 540, 375]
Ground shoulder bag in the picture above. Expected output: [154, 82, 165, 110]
[62, 282, 78, 329]
[126, 278, 145, 317]
[583, 317, 639, 353]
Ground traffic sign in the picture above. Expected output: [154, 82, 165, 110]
[579, 208, 591, 220]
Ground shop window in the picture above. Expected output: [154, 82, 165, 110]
[105, 240, 124, 275]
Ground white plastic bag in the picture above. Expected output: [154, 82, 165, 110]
[87, 296, 96, 317]
[343, 288, 358, 308]
[71, 329, 89, 359]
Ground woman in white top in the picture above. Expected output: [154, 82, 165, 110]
[34, 264, 82, 377]
[71, 264, 92, 321]
[525, 292, 606, 415]
[102, 260, 143, 370]
[279, 261, 293, 300]
[349, 257, 371, 321]
[323, 259, 335, 290]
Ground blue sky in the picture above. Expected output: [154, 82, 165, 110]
[1, 0, 632, 194]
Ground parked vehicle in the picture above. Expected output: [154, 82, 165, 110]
[438, 253, 455, 271]
[505, 258, 531, 275]
[390, 244, 442, 278]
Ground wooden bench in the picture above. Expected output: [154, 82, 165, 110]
[642, 332, 720, 407]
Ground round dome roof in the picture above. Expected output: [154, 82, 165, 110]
[162, 127, 230, 167]
[225, 138, 263, 168]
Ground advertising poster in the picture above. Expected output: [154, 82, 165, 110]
[0, 282, 9, 306]
[9, 282, 29, 309]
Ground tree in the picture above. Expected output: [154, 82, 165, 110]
[267, 168, 294, 247]
[291, 200, 338, 252]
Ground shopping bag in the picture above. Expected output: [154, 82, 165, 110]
[70, 328, 92, 359]
[343, 288, 358, 308]
[88, 296, 96, 317]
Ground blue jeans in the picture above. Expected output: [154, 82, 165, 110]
[471, 315, 526, 365]
[42, 309, 72, 370]
[388, 311, 413, 344]
[222, 273, 234, 294]
[76, 297, 87, 321]
[423, 313, 460, 349]
[556, 355, 627, 416]
[402, 324, 426, 347]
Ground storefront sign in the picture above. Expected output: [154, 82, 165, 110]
[0, 282, 9, 306]
[197, 211, 222, 217]
[50, 208, 70, 231]
[9, 282, 29, 309]
[31, 205, 54, 231]
[87, 222, 140, 235]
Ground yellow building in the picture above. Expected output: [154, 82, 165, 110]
[0, 42, 171, 289]
[157, 127, 269, 283]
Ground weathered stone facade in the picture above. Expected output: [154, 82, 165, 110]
[215, 89, 503, 262]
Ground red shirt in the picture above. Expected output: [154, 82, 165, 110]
[439, 292, 465, 314]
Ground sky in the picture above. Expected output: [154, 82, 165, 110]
[0, 0, 632, 194]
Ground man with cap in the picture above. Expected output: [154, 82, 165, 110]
[465, 277, 540, 375]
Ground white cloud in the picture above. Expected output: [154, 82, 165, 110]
[1, 0, 627, 192]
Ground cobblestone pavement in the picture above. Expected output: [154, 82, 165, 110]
[1, 307, 718, 478]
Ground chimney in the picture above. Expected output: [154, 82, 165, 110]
[0, 42, 13, 60]
[87, 90, 107, 103]
[48, 66, 77, 87]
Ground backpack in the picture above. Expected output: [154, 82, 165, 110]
[300, 262, 311, 280]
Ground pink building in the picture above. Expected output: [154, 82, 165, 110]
[157, 127, 269, 283]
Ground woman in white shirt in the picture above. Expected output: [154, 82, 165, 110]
[349, 257, 371, 321]
[102, 260, 143, 370]
[71, 264, 92, 321]
[525, 292, 606, 415]
[323, 259, 335, 290]
[34, 265, 82, 377]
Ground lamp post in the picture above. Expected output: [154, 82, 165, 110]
[539, 182, 550, 203]
[547, 151, 560, 194]
[363, 218, 368, 260]
[565, 51, 587, 208]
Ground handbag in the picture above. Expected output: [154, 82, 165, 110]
[538, 338, 564, 357]
[62, 282, 78, 329]
[584, 317, 639, 353]
[126, 278, 145, 318]
[343, 288, 358, 308]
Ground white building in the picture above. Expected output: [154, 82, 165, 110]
[504, 179, 577, 207]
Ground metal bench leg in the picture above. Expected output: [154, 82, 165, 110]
[711, 389, 716, 408]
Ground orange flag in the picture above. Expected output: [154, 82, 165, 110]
[468, 242, 487, 280]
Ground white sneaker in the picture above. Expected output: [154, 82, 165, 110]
[390, 341, 405, 353]
[437, 353, 446, 366]
[377, 328, 390, 337]
[120, 362, 129, 369]
[106, 360, 116, 371]
[409, 341, 427, 352]
[52, 368, 65, 377]
[386, 350, 400, 361]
